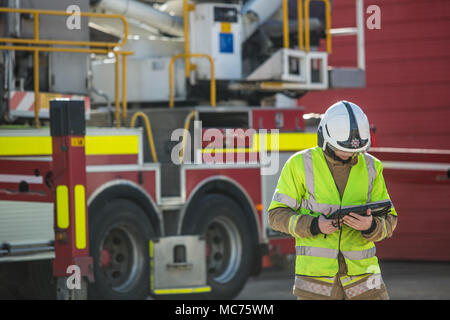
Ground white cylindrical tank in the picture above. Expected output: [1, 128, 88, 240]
[94, 0, 184, 37]
[158, 0, 183, 17]
[241, 0, 282, 41]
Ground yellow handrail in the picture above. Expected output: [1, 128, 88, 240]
[0, 8, 129, 48]
[183, 0, 196, 78]
[282, 0, 290, 49]
[179, 110, 197, 163]
[304, 0, 332, 53]
[113, 51, 134, 128]
[297, 0, 304, 51]
[130, 112, 158, 163]
[282, 0, 305, 50]
[0, 45, 132, 129]
[0, 8, 132, 128]
[169, 53, 216, 108]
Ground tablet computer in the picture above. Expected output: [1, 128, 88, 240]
[326, 200, 392, 220]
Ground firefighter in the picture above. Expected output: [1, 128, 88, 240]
[268, 101, 398, 300]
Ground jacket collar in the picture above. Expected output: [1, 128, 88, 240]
[323, 149, 359, 167]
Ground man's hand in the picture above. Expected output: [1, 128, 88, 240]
[343, 209, 373, 231]
[318, 209, 342, 235]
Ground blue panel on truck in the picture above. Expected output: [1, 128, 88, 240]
[219, 33, 234, 54]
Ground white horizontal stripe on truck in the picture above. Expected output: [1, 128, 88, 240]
[0, 174, 43, 184]
[382, 161, 449, 171]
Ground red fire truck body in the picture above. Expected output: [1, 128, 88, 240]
[0, 106, 313, 299]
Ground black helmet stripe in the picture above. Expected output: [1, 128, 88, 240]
[336, 101, 368, 150]
[343, 101, 359, 135]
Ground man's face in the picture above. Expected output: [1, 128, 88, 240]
[334, 149, 356, 161]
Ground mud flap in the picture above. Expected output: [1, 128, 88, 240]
[150, 235, 211, 295]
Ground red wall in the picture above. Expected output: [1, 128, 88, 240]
[297, 0, 450, 261]
[299, 0, 450, 149]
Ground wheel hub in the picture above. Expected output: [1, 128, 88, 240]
[99, 225, 142, 293]
[205, 217, 242, 284]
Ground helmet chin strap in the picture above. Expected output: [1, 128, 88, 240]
[324, 144, 354, 164]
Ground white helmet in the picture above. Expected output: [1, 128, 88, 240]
[317, 101, 371, 153]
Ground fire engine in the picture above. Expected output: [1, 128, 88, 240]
[3, 0, 445, 301]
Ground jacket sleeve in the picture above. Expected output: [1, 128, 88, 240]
[268, 207, 317, 238]
[362, 157, 398, 242]
[362, 215, 398, 242]
[267, 154, 317, 238]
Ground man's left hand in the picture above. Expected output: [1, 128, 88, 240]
[342, 209, 373, 231]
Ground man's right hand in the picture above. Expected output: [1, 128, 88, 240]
[318, 209, 342, 234]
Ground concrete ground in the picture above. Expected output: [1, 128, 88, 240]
[1, 260, 448, 300]
[236, 260, 450, 300]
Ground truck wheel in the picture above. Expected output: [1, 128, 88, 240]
[88, 199, 154, 300]
[182, 194, 254, 300]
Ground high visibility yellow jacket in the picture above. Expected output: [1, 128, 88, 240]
[268, 146, 398, 277]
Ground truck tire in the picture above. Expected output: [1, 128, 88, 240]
[88, 199, 154, 300]
[181, 194, 255, 300]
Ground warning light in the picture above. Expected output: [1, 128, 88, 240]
[55, 231, 68, 243]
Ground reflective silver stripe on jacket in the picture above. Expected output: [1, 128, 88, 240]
[339, 274, 371, 286]
[381, 218, 387, 240]
[302, 149, 315, 202]
[342, 247, 376, 260]
[301, 198, 341, 215]
[363, 153, 377, 202]
[296, 246, 339, 259]
[294, 277, 333, 296]
[301, 149, 340, 214]
[272, 192, 301, 210]
[344, 274, 384, 299]
[289, 215, 300, 237]
[296, 246, 375, 261]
